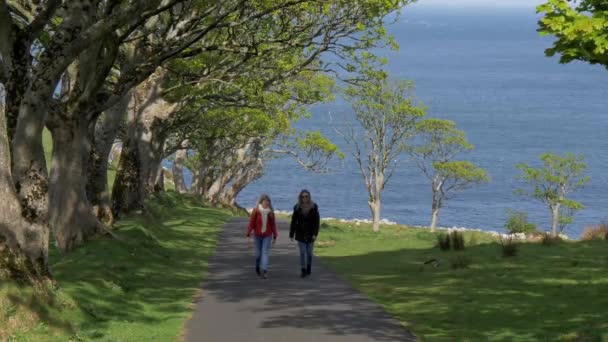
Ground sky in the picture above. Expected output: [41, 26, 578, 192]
[415, 0, 546, 9]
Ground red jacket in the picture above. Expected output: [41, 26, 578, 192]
[247, 208, 278, 239]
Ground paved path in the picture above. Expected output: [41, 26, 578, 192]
[184, 218, 417, 342]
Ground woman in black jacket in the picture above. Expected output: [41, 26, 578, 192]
[289, 189, 320, 278]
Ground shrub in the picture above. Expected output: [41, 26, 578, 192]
[451, 231, 465, 251]
[499, 235, 518, 257]
[580, 223, 608, 241]
[541, 232, 562, 246]
[437, 233, 450, 251]
[505, 210, 537, 234]
[437, 231, 465, 251]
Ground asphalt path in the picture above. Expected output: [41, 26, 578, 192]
[184, 217, 417, 342]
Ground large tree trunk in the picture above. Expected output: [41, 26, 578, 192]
[191, 155, 212, 196]
[173, 148, 188, 193]
[191, 164, 203, 195]
[11, 87, 51, 225]
[3, 37, 29, 143]
[202, 170, 215, 197]
[206, 170, 234, 204]
[138, 124, 167, 195]
[111, 70, 177, 216]
[153, 166, 165, 192]
[48, 119, 100, 253]
[86, 94, 130, 225]
[111, 133, 144, 217]
[0, 99, 49, 279]
[206, 144, 252, 204]
[551, 204, 560, 237]
[219, 142, 264, 206]
[220, 160, 264, 206]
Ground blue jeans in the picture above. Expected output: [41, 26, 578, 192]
[254, 236, 272, 271]
[298, 241, 314, 269]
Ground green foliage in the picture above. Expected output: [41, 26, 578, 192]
[433, 161, 489, 186]
[505, 210, 538, 234]
[346, 78, 426, 136]
[411, 119, 489, 187]
[538, 0, 608, 68]
[409, 118, 489, 229]
[296, 130, 345, 162]
[516, 153, 589, 203]
[516, 152, 589, 234]
[343, 75, 426, 230]
[159, 0, 411, 179]
[412, 118, 473, 158]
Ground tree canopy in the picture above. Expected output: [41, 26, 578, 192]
[538, 0, 608, 67]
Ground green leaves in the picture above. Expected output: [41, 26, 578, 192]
[346, 78, 425, 141]
[538, 0, 608, 67]
[296, 131, 344, 160]
[516, 152, 589, 234]
[433, 161, 489, 184]
[516, 152, 590, 204]
[410, 118, 474, 163]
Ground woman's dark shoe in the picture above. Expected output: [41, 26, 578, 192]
[306, 265, 312, 275]
[256, 267, 261, 276]
[262, 271, 268, 279]
[300, 268, 307, 278]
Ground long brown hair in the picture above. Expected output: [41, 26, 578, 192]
[256, 193, 274, 213]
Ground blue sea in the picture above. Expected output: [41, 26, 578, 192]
[237, 5, 608, 237]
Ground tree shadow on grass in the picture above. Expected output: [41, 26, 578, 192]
[317, 239, 608, 341]
[43, 203, 233, 340]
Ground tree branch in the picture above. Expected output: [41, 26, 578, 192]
[27, 0, 62, 40]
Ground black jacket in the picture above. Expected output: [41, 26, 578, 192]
[289, 203, 320, 243]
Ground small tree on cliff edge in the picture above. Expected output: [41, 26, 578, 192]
[516, 152, 589, 237]
[342, 77, 425, 232]
[408, 119, 489, 231]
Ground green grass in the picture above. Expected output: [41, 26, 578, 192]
[1, 192, 234, 341]
[315, 220, 608, 342]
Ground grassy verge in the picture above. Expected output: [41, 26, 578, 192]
[315, 220, 608, 342]
[1, 192, 234, 341]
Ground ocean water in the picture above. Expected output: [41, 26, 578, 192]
[237, 6, 608, 237]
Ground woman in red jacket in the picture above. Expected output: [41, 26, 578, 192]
[246, 194, 278, 279]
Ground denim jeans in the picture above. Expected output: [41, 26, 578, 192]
[254, 235, 272, 271]
[297, 241, 314, 269]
